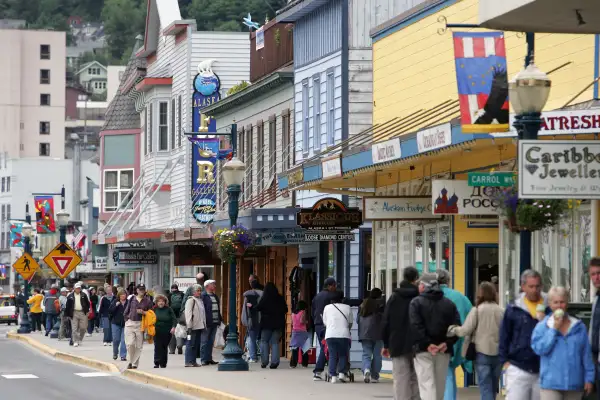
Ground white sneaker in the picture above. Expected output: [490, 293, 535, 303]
[371, 378, 379, 383]
[330, 376, 338, 384]
[338, 373, 348, 383]
[103, 342, 108, 346]
[86, 333, 92, 337]
[313, 372, 323, 381]
[364, 369, 371, 383]
[247, 359, 256, 363]
[74, 343, 79, 347]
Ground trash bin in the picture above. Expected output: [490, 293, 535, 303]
[567, 303, 593, 400]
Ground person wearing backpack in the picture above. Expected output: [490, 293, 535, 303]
[242, 279, 263, 363]
[168, 284, 185, 354]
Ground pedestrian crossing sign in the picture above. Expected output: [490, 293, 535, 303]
[13, 253, 40, 282]
[43, 242, 82, 279]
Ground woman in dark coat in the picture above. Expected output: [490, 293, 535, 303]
[256, 282, 288, 369]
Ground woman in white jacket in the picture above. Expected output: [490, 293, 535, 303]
[322, 291, 353, 383]
[184, 284, 206, 367]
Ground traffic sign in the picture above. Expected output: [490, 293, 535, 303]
[467, 172, 515, 187]
[43, 243, 82, 279]
[13, 253, 40, 281]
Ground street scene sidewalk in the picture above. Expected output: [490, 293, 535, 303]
[9, 330, 480, 400]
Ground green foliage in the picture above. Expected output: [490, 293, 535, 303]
[102, 0, 146, 63]
[515, 199, 567, 232]
[187, 0, 287, 32]
[227, 81, 249, 96]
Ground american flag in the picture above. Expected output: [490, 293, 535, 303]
[453, 32, 509, 133]
[73, 230, 86, 249]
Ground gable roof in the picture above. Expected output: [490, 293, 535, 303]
[77, 60, 107, 75]
[102, 42, 147, 131]
[136, 0, 191, 58]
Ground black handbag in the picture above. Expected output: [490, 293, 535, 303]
[464, 307, 478, 361]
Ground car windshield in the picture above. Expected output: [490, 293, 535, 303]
[0, 298, 15, 307]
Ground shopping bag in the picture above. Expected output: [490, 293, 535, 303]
[214, 322, 226, 349]
[175, 323, 187, 339]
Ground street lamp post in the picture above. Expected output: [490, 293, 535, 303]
[51, 205, 70, 338]
[17, 205, 33, 334]
[509, 62, 551, 273]
[218, 156, 249, 372]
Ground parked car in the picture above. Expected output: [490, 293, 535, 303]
[0, 295, 18, 325]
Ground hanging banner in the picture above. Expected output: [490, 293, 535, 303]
[191, 139, 219, 223]
[255, 26, 265, 50]
[34, 195, 56, 233]
[9, 221, 24, 248]
[453, 31, 509, 133]
[432, 179, 499, 215]
[192, 60, 220, 133]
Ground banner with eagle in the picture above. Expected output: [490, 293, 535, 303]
[453, 31, 509, 133]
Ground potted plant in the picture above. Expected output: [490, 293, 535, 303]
[494, 185, 567, 233]
[213, 225, 255, 262]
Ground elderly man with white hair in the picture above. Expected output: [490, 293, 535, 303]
[531, 287, 594, 399]
[200, 279, 222, 365]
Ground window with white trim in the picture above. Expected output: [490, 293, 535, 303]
[158, 102, 169, 151]
[301, 80, 309, 155]
[104, 169, 134, 212]
[313, 75, 321, 152]
[269, 116, 276, 177]
[326, 69, 335, 146]
[170, 98, 176, 149]
[177, 95, 182, 147]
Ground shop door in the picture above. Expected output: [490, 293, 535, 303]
[466, 245, 499, 302]
[160, 256, 170, 292]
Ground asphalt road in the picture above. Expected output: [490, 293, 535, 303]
[0, 325, 194, 399]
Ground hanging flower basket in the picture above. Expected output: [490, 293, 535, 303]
[493, 185, 567, 233]
[213, 225, 255, 263]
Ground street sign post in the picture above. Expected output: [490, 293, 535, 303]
[467, 172, 515, 187]
[13, 253, 40, 282]
[43, 243, 82, 279]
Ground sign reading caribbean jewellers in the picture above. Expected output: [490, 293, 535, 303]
[432, 180, 499, 215]
[322, 155, 342, 180]
[416, 123, 452, 153]
[363, 196, 442, 221]
[296, 198, 362, 231]
[519, 140, 600, 199]
[372, 138, 401, 164]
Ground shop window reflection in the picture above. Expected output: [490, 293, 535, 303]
[328, 242, 335, 277]
[558, 217, 572, 293]
[540, 228, 553, 293]
[579, 212, 592, 302]
[427, 227, 436, 273]
[503, 226, 518, 306]
[414, 229, 423, 274]
[441, 226, 449, 270]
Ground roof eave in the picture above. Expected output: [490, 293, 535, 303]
[276, 0, 330, 22]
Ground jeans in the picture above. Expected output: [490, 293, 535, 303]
[45, 314, 58, 333]
[30, 312, 42, 331]
[87, 318, 95, 334]
[313, 325, 327, 374]
[102, 317, 112, 343]
[445, 367, 457, 400]
[185, 329, 203, 365]
[248, 327, 260, 361]
[260, 329, 281, 366]
[475, 353, 502, 400]
[111, 324, 127, 359]
[361, 339, 384, 380]
[201, 325, 218, 363]
[327, 338, 350, 377]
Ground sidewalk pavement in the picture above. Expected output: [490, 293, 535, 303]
[11, 330, 481, 400]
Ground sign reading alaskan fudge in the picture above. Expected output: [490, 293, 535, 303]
[296, 198, 362, 231]
[519, 140, 600, 199]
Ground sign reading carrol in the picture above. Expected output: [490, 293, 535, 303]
[519, 140, 600, 199]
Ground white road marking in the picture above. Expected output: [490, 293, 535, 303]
[75, 372, 112, 378]
[2, 374, 39, 379]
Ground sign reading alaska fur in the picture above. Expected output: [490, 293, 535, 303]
[296, 198, 362, 231]
[519, 140, 600, 199]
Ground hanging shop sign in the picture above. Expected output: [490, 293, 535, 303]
[363, 196, 442, 221]
[255, 231, 307, 246]
[467, 172, 515, 187]
[511, 110, 600, 136]
[192, 60, 220, 133]
[191, 138, 219, 223]
[322, 155, 342, 180]
[372, 138, 401, 164]
[432, 180, 499, 215]
[518, 140, 600, 199]
[94, 256, 107, 271]
[114, 249, 158, 265]
[416, 123, 452, 153]
[305, 232, 355, 241]
[287, 167, 304, 187]
[296, 198, 362, 231]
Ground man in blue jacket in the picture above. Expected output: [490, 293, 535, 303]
[200, 279, 222, 366]
[499, 269, 549, 400]
[587, 257, 600, 400]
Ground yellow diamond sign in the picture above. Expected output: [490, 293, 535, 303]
[13, 253, 40, 282]
[43, 243, 82, 279]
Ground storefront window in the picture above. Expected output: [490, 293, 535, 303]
[500, 223, 519, 307]
[578, 211, 592, 302]
[440, 226, 450, 270]
[540, 228, 553, 293]
[427, 226, 436, 273]
[558, 217, 573, 292]
[328, 242, 335, 277]
[414, 229, 423, 274]
[388, 224, 399, 292]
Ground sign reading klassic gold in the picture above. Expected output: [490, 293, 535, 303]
[296, 198, 362, 231]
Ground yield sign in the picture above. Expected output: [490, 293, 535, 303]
[43, 242, 82, 279]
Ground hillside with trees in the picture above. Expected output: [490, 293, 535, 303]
[0, 0, 288, 63]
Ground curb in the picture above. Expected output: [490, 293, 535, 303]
[7, 331, 250, 400]
[123, 369, 251, 400]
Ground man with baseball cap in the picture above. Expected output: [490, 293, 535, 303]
[311, 277, 338, 381]
[200, 279, 222, 365]
[65, 282, 91, 347]
[124, 283, 153, 369]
